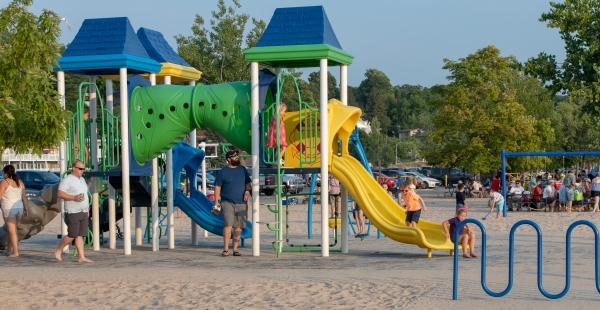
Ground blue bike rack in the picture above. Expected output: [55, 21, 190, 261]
[453, 218, 600, 300]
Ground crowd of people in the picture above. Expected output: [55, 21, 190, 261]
[497, 169, 600, 213]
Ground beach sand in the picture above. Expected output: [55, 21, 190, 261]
[1, 188, 599, 309]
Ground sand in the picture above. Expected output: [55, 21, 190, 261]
[1, 188, 599, 309]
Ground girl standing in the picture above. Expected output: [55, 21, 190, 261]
[267, 103, 288, 166]
[0, 165, 28, 257]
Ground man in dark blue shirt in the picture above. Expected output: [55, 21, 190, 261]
[213, 150, 251, 257]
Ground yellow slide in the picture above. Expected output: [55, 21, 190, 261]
[330, 154, 455, 257]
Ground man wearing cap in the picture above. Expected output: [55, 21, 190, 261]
[543, 179, 558, 212]
[213, 150, 251, 257]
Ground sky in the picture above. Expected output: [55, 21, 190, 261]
[14, 0, 566, 87]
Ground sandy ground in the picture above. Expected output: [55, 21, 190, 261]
[1, 187, 600, 309]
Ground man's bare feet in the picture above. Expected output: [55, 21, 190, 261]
[78, 257, 93, 263]
[463, 254, 472, 258]
[7, 253, 19, 258]
[54, 249, 62, 262]
[470, 253, 478, 258]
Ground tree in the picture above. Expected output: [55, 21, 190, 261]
[175, 0, 266, 84]
[278, 69, 315, 111]
[362, 118, 395, 169]
[175, 0, 265, 142]
[524, 0, 600, 114]
[356, 69, 394, 132]
[389, 84, 438, 135]
[307, 71, 340, 101]
[0, 0, 70, 154]
[424, 46, 555, 173]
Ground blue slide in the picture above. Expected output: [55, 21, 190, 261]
[171, 142, 252, 239]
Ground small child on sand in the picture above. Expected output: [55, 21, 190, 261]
[455, 183, 468, 211]
[399, 181, 427, 227]
[443, 208, 477, 258]
[488, 187, 505, 219]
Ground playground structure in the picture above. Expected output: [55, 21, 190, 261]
[24, 5, 466, 258]
[452, 218, 600, 300]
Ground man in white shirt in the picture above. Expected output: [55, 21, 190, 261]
[54, 160, 93, 263]
[508, 180, 525, 211]
[543, 179, 558, 212]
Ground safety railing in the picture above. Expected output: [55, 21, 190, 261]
[453, 218, 600, 300]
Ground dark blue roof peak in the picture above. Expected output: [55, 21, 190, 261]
[256, 5, 342, 49]
[62, 17, 149, 58]
[137, 27, 190, 66]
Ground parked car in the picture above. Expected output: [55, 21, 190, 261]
[281, 174, 306, 194]
[380, 169, 422, 188]
[207, 167, 278, 196]
[404, 171, 441, 189]
[371, 171, 398, 190]
[429, 167, 474, 185]
[15, 170, 61, 190]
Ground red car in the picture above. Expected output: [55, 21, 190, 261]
[372, 172, 398, 189]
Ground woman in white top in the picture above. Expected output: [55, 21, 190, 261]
[0, 165, 28, 257]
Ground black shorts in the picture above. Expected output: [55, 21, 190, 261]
[406, 209, 422, 223]
[592, 191, 600, 197]
[66, 211, 89, 238]
[543, 197, 556, 204]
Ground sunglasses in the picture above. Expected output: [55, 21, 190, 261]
[228, 154, 238, 159]
[74, 167, 85, 171]
[400, 190, 409, 193]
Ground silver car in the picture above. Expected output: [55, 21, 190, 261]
[282, 174, 306, 194]
[405, 171, 441, 188]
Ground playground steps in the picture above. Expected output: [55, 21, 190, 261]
[108, 176, 151, 208]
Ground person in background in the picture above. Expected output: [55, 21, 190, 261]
[508, 180, 524, 211]
[491, 173, 501, 192]
[0, 165, 28, 258]
[488, 187, 505, 219]
[328, 174, 341, 218]
[455, 183, 468, 211]
[543, 179, 558, 212]
[592, 174, 600, 212]
[561, 170, 577, 212]
[266, 103, 288, 166]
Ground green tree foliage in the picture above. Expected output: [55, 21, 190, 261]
[0, 0, 70, 153]
[395, 137, 422, 162]
[357, 69, 394, 132]
[390, 85, 438, 134]
[278, 68, 315, 111]
[424, 46, 555, 173]
[524, 0, 600, 114]
[175, 0, 265, 142]
[175, 0, 265, 84]
[362, 118, 396, 169]
[307, 71, 340, 100]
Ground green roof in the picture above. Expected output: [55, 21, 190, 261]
[244, 44, 353, 68]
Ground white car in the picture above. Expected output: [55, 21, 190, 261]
[405, 171, 440, 188]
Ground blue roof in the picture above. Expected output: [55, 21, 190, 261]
[256, 6, 342, 49]
[58, 17, 161, 75]
[63, 17, 149, 58]
[137, 28, 190, 66]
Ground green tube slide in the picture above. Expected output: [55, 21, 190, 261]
[129, 82, 254, 164]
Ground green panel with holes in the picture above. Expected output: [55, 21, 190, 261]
[130, 82, 252, 164]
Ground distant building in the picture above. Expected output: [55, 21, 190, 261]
[398, 128, 426, 141]
[357, 118, 371, 134]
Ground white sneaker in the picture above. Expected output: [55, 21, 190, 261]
[280, 159, 284, 166]
[211, 205, 221, 215]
